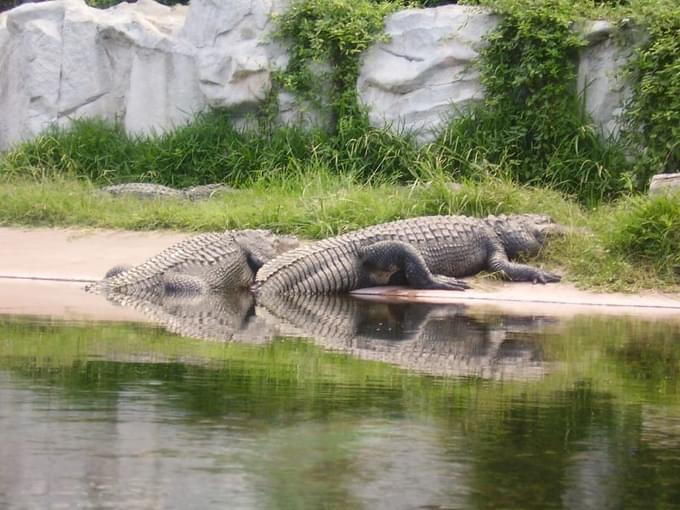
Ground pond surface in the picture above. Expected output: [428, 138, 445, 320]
[1, 293, 680, 509]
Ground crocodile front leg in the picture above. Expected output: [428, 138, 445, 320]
[487, 250, 560, 283]
[358, 241, 470, 291]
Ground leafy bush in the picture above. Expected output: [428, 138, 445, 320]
[623, 4, 680, 182]
[601, 192, 680, 278]
[432, 0, 631, 203]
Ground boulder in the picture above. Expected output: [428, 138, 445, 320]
[182, 0, 290, 113]
[0, 0, 653, 150]
[648, 173, 680, 196]
[0, 0, 204, 149]
[357, 5, 499, 143]
[577, 20, 643, 140]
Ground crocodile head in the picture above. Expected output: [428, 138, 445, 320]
[485, 214, 564, 258]
[272, 233, 300, 255]
[234, 229, 300, 271]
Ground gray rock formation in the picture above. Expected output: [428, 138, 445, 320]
[0, 0, 203, 148]
[577, 20, 642, 140]
[0, 0, 642, 150]
[181, 0, 289, 114]
[648, 173, 680, 196]
[357, 6, 499, 143]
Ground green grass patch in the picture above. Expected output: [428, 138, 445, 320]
[1, 174, 678, 292]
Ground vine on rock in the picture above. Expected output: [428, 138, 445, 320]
[623, 2, 680, 182]
[274, 0, 399, 129]
[441, 0, 631, 203]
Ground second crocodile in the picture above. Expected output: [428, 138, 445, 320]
[101, 183, 232, 201]
[87, 229, 299, 296]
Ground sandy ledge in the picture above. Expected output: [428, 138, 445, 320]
[1, 226, 678, 322]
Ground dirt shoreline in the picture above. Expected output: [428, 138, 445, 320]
[1, 226, 679, 322]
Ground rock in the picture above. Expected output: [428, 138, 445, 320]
[648, 173, 680, 196]
[0, 0, 203, 149]
[0, 0, 655, 151]
[357, 5, 500, 143]
[182, 0, 289, 113]
[576, 20, 644, 140]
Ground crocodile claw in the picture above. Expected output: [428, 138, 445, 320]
[532, 270, 561, 284]
[429, 275, 471, 291]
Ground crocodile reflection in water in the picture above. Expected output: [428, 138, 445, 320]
[105, 290, 556, 379]
[105, 289, 278, 343]
[260, 293, 554, 379]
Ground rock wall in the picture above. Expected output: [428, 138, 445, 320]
[0, 0, 638, 150]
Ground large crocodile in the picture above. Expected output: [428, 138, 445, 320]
[101, 183, 232, 200]
[255, 214, 561, 296]
[87, 229, 299, 295]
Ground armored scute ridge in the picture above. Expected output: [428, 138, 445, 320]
[87, 229, 299, 295]
[255, 214, 561, 296]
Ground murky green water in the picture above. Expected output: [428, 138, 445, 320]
[1, 296, 680, 509]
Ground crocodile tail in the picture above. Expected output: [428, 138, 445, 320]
[84, 280, 108, 295]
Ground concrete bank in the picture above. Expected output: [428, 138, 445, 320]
[1, 227, 679, 321]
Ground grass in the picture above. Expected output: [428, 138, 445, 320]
[2, 312, 680, 407]
[0, 171, 678, 293]
[0, 65, 676, 295]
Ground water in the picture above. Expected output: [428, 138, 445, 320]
[1, 293, 680, 509]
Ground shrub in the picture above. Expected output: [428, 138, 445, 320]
[601, 192, 680, 278]
[623, 3, 680, 183]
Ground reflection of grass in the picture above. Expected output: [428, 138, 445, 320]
[1, 314, 680, 413]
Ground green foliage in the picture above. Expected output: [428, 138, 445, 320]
[623, 5, 680, 181]
[0, 114, 321, 186]
[274, 0, 399, 127]
[439, 0, 631, 203]
[601, 192, 680, 278]
[0, 113, 425, 185]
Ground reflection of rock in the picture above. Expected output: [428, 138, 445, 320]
[259, 293, 553, 379]
[562, 433, 619, 510]
[350, 422, 471, 510]
[641, 406, 680, 450]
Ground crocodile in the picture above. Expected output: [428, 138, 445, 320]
[255, 214, 562, 296]
[101, 183, 232, 201]
[87, 229, 299, 295]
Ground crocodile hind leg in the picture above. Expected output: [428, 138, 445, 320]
[358, 241, 470, 291]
